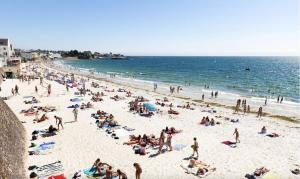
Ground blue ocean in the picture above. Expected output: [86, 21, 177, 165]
[60, 56, 300, 102]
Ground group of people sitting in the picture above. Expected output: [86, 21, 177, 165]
[91, 94, 103, 102]
[199, 116, 219, 126]
[80, 102, 93, 109]
[89, 158, 128, 178]
[177, 102, 195, 110]
[24, 97, 39, 104]
[129, 100, 154, 117]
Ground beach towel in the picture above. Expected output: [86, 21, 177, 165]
[83, 168, 96, 176]
[70, 98, 81, 102]
[221, 141, 237, 148]
[48, 174, 66, 179]
[123, 126, 135, 131]
[35, 161, 64, 178]
[143, 103, 157, 111]
[67, 104, 80, 108]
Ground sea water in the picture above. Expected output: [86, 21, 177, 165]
[56, 56, 300, 103]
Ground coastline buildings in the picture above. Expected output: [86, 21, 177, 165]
[0, 38, 21, 78]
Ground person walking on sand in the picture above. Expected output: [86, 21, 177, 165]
[243, 104, 247, 114]
[233, 128, 240, 143]
[35, 86, 38, 93]
[166, 133, 173, 151]
[277, 95, 280, 103]
[66, 84, 69, 92]
[202, 94, 204, 101]
[54, 115, 63, 130]
[133, 163, 142, 179]
[247, 105, 250, 113]
[73, 108, 78, 122]
[191, 137, 199, 158]
[280, 96, 283, 103]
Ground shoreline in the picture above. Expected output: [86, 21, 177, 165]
[45, 60, 300, 123]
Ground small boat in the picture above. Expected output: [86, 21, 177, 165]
[245, 68, 250, 71]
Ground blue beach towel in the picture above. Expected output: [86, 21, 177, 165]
[143, 103, 157, 111]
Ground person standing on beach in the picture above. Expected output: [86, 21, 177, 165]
[211, 91, 213, 98]
[166, 133, 173, 151]
[40, 77, 43, 86]
[243, 104, 247, 114]
[73, 108, 78, 122]
[257, 107, 263, 118]
[35, 86, 38, 93]
[202, 94, 204, 101]
[54, 115, 63, 130]
[280, 96, 283, 103]
[233, 128, 240, 143]
[191, 137, 199, 158]
[158, 130, 165, 154]
[277, 95, 280, 103]
[47, 84, 51, 97]
[66, 84, 69, 92]
[11, 88, 15, 96]
[265, 97, 268, 106]
[247, 105, 250, 113]
[15, 85, 19, 95]
[154, 83, 157, 92]
[133, 163, 142, 179]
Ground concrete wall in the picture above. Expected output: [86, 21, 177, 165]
[0, 99, 26, 179]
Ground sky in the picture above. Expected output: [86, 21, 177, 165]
[0, 0, 299, 56]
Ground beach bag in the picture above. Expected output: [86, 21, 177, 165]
[32, 135, 37, 140]
[140, 147, 146, 155]
[29, 172, 37, 179]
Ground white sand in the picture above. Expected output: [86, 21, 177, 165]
[1, 63, 300, 179]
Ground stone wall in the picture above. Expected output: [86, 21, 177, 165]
[0, 99, 26, 179]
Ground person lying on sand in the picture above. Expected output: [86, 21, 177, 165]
[181, 159, 216, 176]
[124, 135, 142, 145]
[165, 127, 182, 134]
[37, 113, 49, 123]
[168, 108, 179, 115]
[254, 167, 269, 176]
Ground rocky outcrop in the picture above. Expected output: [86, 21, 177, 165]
[0, 99, 26, 179]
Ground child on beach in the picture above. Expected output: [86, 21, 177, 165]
[191, 137, 199, 158]
[233, 128, 240, 143]
[73, 108, 78, 122]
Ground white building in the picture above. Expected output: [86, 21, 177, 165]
[0, 38, 21, 78]
[0, 38, 13, 67]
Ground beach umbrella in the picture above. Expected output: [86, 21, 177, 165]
[143, 103, 157, 111]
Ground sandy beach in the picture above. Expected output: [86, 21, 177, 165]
[1, 62, 300, 179]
